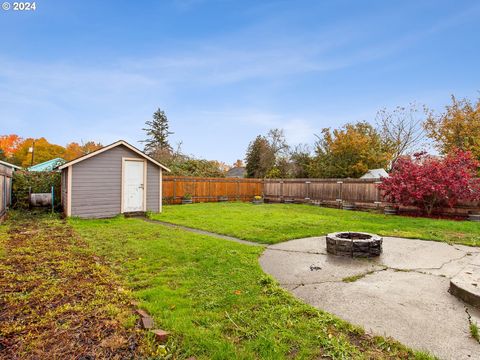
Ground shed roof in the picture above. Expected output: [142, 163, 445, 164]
[0, 160, 22, 170]
[28, 158, 66, 172]
[226, 167, 246, 178]
[58, 140, 171, 172]
[360, 168, 389, 179]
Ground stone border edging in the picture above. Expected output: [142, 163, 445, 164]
[131, 301, 172, 345]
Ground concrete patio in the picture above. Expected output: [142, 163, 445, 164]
[260, 236, 480, 360]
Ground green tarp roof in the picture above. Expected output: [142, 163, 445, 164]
[28, 158, 66, 172]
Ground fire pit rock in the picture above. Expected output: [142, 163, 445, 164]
[326, 232, 383, 258]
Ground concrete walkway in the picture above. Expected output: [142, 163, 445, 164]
[260, 236, 480, 360]
[144, 219, 265, 247]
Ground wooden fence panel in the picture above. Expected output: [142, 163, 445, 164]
[162, 176, 263, 204]
[310, 181, 339, 201]
[342, 181, 378, 203]
[0, 164, 13, 221]
[264, 178, 380, 203]
[264, 178, 384, 204]
[283, 181, 305, 198]
[0, 175, 4, 218]
[263, 181, 279, 197]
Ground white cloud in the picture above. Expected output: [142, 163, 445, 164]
[195, 108, 318, 145]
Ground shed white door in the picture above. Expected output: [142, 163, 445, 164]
[123, 160, 145, 212]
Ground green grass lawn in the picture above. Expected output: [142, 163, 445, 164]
[72, 217, 434, 360]
[153, 202, 480, 246]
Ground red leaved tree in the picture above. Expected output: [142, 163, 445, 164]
[379, 150, 480, 215]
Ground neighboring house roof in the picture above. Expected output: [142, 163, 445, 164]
[58, 140, 171, 172]
[0, 160, 22, 170]
[360, 168, 389, 179]
[226, 167, 246, 178]
[28, 158, 66, 172]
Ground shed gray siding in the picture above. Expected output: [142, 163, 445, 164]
[146, 161, 160, 212]
[69, 144, 161, 218]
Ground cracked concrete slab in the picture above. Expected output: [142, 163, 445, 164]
[450, 265, 480, 308]
[260, 236, 480, 360]
[260, 248, 384, 286]
[268, 236, 328, 254]
[380, 237, 479, 272]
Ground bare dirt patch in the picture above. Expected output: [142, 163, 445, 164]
[0, 213, 151, 359]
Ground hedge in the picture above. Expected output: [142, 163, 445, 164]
[12, 171, 61, 210]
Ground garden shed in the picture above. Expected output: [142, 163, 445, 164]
[58, 140, 170, 219]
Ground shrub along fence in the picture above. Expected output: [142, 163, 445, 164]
[162, 176, 263, 204]
[12, 171, 61, 210]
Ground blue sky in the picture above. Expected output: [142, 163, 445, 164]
[1, 0, 479, 164]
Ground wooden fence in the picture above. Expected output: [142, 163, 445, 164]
[263, 178, 479, 215]
[263, 178, 382, 206]
[0, 163, 13, 221]
[162, 176, 479, 215]
[162, 176, 263, 204]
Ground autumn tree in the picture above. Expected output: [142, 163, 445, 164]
[424, 96, 480, 158]
[169, 158, 226, 177]
[379, 150, 480, 215]
[311, 121, 391, 178]
[64, 141, 102, 161]
[142, 108, 173, 155]
[0, 134, 22, 158]
[12, 138, 66, 167]
[376, 103, 427, 167]
[149, 141, 226, 177]
[233, 159, 244, 168]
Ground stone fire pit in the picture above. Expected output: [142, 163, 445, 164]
[326, 232, 382, 258]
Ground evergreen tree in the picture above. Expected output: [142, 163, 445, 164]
[142, 108, 173, 155]
[245, 135, 275, 178]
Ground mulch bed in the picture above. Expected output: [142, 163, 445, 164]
[0, 213, 149, 359]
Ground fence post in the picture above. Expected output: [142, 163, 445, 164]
[236, 180, 239, 201]
[3, 175, 6, 214]
[279, 180, 283, 202]
[9, 176, 12, 208]
[208, 179, 212, 202]
[191, 178, 194, 203]
[305, 181, 311, 202]
[374, 181, 382, 208]
[51, 186, 54, 213]
[336, 181, 343, 207]
[173, 178, 176, 203]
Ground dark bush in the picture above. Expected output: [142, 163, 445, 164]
[12, 171, 61, 210]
